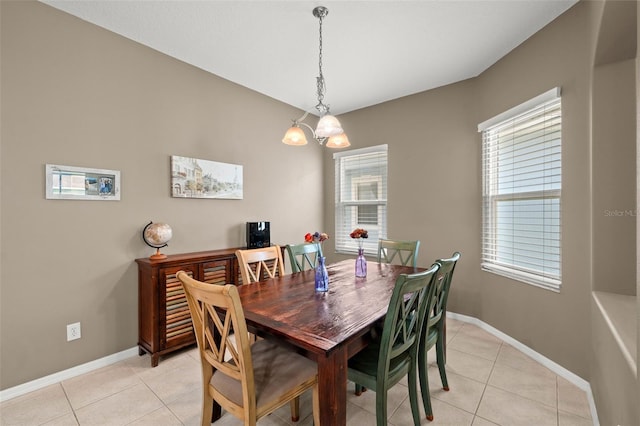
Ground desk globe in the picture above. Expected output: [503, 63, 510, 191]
[142, 221, 172, 260]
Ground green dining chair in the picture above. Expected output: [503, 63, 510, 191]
[354, 239, 421, 395]
[377, 239, 420, 267]
[436, 252, 461, 362]
[348, 263, 440, 426]
[417, 251, 461, 421]
[286, 243, 323, 273]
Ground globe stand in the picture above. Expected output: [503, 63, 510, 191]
[149, 247, 167, 261]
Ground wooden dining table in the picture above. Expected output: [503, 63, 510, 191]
[218, 258, 426, 426]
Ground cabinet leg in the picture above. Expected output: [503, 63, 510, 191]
[151, 354, 159, 367]
[138, 347, 146, 356]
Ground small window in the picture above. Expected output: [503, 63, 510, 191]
[353, 177, 381, 225]
[334, 145, 388, 255]
[478, 88, 562, 292]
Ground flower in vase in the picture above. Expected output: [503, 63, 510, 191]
[350, 228, 368, 277]
[305, 231, 329, 253]
[350, 228, 369, 250]
[306, 232, 330, 291]
[349, 228, 368, 239]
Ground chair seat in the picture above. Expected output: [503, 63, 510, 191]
[424, 325, 438, 349]
[348, 341, 413, 378]
[211, 338, 317, 409]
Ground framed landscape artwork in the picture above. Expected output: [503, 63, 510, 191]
[171, 155, 243, 199]
[45, 164, 120, 200]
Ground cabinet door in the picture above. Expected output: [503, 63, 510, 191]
[159, 265, 197, 350]
[201, 259, 232, 285]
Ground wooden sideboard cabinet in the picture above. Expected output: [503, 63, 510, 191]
[136, 248, 243, 366]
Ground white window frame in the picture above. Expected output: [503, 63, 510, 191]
[334, 145, 388, 256]
[478, 88, 562, 292]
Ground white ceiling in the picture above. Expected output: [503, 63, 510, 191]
[40, 0, 578, 115]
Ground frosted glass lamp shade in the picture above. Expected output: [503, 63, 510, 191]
[282, 126, 308, 146]
[315, 114, 343, 138]
[325, 133, 351, 148]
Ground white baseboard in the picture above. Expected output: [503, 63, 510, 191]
[0, 347, 139, 403]
[448, 312, 600, 426]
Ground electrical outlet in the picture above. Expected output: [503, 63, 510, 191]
[67, 322, 81, 341]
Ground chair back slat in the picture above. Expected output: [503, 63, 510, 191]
[426, 252, 461, 330]
[377, 239, 420, 267]
[235, 246, 285, 284]
[286, 243, 323, 272]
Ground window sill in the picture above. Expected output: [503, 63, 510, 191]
[481, 264, 561, 292]
[592, 291, 637, 376]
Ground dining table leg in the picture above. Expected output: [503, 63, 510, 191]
[211, 403, 221, 422]
[317, 346, 348, 426]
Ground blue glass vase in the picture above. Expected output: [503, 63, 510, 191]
[315, 256, 329, 292]
[355, 248, 367, 277]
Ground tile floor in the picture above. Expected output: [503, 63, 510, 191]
[0, 319, 594, 426]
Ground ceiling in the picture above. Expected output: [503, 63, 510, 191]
[40, 0, 578, 115]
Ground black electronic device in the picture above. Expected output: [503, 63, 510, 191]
[246, 222, 270, 249]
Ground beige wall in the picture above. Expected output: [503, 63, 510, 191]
[474, 0, 596, 379]
[330, 1, 594, 379]
[592, 0, 639, 296]
[0, 1, 324, 389]
[592, 58, 637, 295]
[324, 78, 479, 269]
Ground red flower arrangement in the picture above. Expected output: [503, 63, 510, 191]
[349, 228, 369, 239]
[350, 228, 369, 250]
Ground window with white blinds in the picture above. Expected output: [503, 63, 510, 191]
[479, 88, 562, 292]
[334, 145, 388, 256]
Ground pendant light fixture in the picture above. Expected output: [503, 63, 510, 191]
[282, 6, 350, 149]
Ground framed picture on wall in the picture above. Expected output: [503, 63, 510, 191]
[45, 164, 121, 200]
[171, 155, 243, 199]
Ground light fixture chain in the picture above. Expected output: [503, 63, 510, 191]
[315, 10, 328, 115]
[282, 6, 349, 148]
[318, 11, 323, 85]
